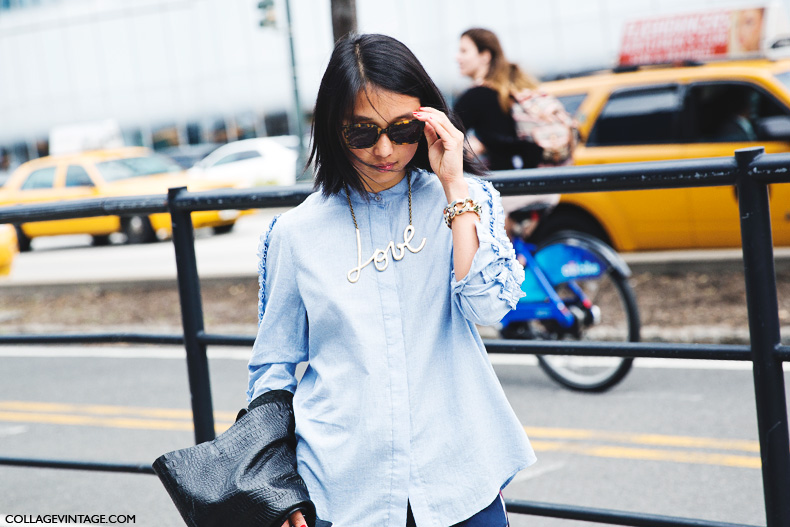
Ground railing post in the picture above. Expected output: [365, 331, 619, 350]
[734, 147, 790, 527]
[167, 187, 216, 444]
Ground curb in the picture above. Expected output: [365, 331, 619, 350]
[623, 248, 790, 274]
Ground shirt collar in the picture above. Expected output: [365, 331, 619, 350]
[346, 169, 416, 204]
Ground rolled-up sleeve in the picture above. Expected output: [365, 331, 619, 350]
[451, 179, 526, 326]
[247, 215, 309, 402]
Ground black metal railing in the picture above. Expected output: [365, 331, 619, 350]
[0, 147, 787, 527]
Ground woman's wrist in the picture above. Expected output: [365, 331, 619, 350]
[441, 178, 470, 203]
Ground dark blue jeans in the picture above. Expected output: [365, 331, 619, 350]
[406, 494, 508, 527]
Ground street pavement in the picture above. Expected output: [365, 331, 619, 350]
[0, 346, 781, 526]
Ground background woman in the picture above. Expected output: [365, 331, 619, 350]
[454, 27, 544, 171]
[249, 33, 535, 527]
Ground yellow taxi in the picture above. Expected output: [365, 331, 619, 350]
[0, 224, 18, 275]
[540, 58, 790, 251]
[0, 147, 243, 251]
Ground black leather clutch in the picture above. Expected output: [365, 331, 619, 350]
[153, 390, 331, 527]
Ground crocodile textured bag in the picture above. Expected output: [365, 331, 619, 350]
[153, 390, 331, 527]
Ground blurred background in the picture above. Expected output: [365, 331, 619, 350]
[1, 0, 787, 177]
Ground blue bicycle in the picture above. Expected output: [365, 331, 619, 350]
[500, 204, 641, 392]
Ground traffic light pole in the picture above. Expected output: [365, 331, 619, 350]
[283, 0, 306, 175]
[257, 0, 305, 176]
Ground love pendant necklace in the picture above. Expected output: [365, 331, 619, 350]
[345, 172, 427, 283]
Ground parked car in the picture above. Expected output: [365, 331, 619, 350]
[0, 223, 17, 275]
[0, 147, 244, 251]
[159, 143, 221, 169]
[538, 58, 790, 251]
[189, 137, 298, 187]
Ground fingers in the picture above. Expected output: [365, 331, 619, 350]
[412, 109, 441, 147]
[414, 107, 456, 141]
[422, 120, 441, 148]
[413, 107, 464, 149]
[413, 106, 465, 179]
[288, 510, 307, 527]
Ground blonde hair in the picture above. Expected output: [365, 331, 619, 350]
[461, 28, 539, 113]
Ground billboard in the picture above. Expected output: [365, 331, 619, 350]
[619, 7, 772, 66]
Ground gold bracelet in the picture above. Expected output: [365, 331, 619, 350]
[443, 198, 481, 228]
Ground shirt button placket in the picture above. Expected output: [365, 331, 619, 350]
[369, 194, 411, 522]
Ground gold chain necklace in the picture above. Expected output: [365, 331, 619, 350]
[344, 172, 426, 283]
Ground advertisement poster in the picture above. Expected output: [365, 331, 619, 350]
[619, 7, 766, 66]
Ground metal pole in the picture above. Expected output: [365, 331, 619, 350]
[330, 0, 357, 42]
[283, 0, 306, 176]
[734, 147, 790, 527]
[167, 187, 216, 444]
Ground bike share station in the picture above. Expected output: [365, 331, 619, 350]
[0, 147, 788, 527]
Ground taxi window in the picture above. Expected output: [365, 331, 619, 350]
[686, 83, 789, 142]
[95, 155, 182, 182]
[20, 167, 56, 190]
[556, 93, 586, 117]
[775, 71, 790, 92]
[587, 86, 682, 146]
[65, 165, 94, 187]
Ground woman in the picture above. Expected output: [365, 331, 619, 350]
[455, 28, 565, 238]
[249, 33, 535, 527]
[454, 28, 544, 170]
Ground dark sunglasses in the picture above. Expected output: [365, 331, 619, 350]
[341, 119, 425, 149]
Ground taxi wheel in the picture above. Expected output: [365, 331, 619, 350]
[213, 223, 235, 235]
[122, 215, 156, 244]
[91, 235, 112, 246]
[13, 225, 31, 252]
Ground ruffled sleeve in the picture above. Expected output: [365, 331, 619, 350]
[247, 215, 309, 402]
[450, 178, 526, 326]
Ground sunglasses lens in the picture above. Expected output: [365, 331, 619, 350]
[388, 120, 425, 144]
[344, 125, 379, 149]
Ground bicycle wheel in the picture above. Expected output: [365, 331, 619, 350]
[535, 238, 640, 392]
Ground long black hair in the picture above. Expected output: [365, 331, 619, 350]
[309, 33, 485, 197]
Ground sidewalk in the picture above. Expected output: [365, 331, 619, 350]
[1, 244, 787, 346]
[2, 248, 788, 289]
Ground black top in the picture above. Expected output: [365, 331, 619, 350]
[453, 85, 543, 171]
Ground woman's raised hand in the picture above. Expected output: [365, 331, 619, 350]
[413, 107, 465, 187]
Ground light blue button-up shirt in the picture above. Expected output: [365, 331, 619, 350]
[248, 169, 536, 527]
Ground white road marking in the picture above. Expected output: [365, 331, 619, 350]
[0, 346, 250, 360]
[0, 425, 27, 437]
[633, 357, 760, 371]
[488, 354, 538, 366]
[507, 460, 567, 484]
